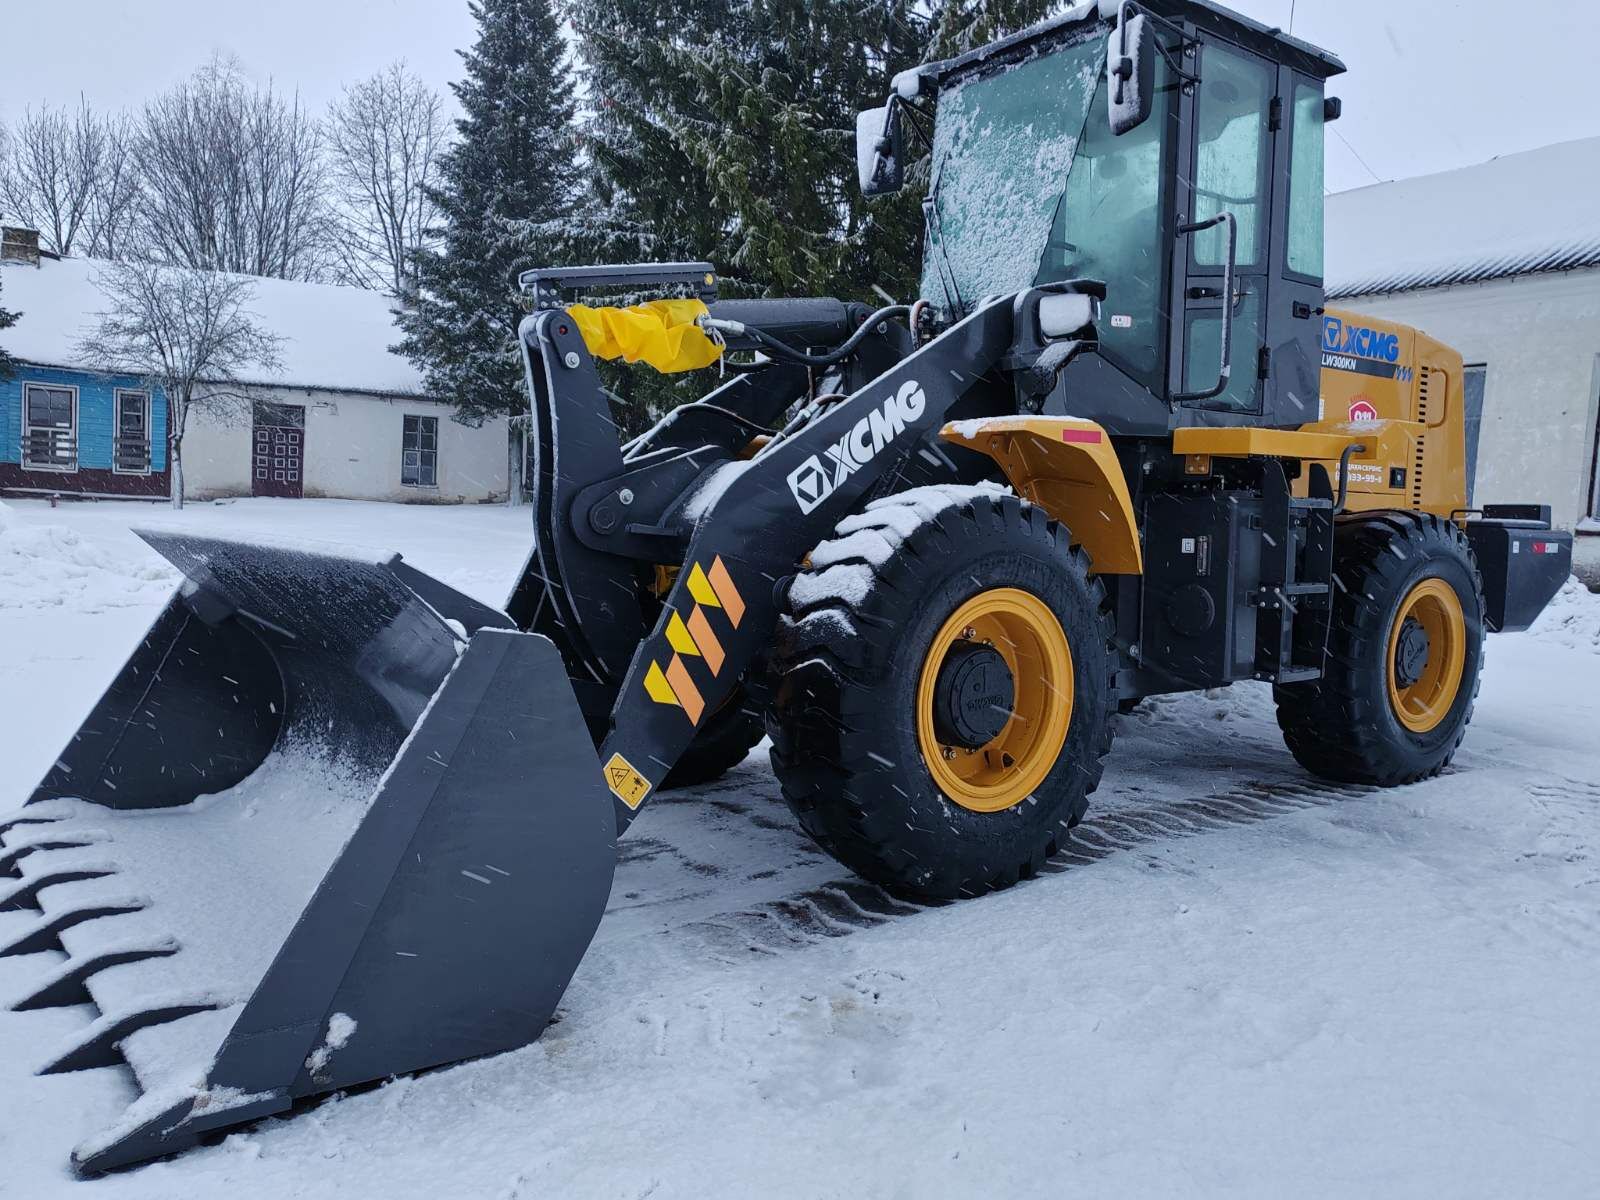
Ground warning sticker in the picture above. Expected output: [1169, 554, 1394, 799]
[603, 752, 652, 809]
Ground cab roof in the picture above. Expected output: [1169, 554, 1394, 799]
[913, 0, 1345, 91]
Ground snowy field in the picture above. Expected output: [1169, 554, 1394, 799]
[1, 495, 1598, 1199]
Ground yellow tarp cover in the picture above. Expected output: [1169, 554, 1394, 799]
[568, 298, 724, 374]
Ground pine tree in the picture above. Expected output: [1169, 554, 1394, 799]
[0, 277, 17, 383]
[927, 0, 1058, 59]
[396, 0, 580, 427]
[572, 0, 932, 304]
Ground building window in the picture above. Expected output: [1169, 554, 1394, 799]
[1463, 364, 1487, 506]
[114, 390, 152, 474]
[402, 414, 438, 487]
[22, 383, 77, 471]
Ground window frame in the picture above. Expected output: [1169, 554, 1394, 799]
[1282, 74, 1327, 287]
[1186, 40, 1278, 276]
[1463, 363, 1489, 508]
[1589, 355, 1600, 521]
[1033, 35, 1180, 394]
[112, 388, 153, 476]
[21, 381, 80, 473]
[401, 413, 439, 489]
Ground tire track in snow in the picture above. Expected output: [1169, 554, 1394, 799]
[615, 776, 1385, 968]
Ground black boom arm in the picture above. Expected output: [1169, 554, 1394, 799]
[593, 295, 1026, 827]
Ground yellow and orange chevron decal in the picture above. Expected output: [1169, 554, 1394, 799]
[643, 556, 745, 724]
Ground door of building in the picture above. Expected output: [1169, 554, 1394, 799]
[252, 402, 305, 499]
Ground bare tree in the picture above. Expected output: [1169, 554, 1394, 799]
[1, 102, 98, 255]
[325, 63, 447, 296]
[132, 58, 331, 280]
[84, 111, 142, 258]
[79, 260, 283, 508]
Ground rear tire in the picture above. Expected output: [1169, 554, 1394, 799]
[1275, 512, 1484, 786]
[767, 488, 1116, 900]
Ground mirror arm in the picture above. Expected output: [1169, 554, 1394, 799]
[1172, 212, 1239, 404]
[1112, 2, 1198, 85]
[1154, 38, 1200, 85]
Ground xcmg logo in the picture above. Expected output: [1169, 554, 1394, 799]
[786, 379, 927, 514]
[1322, 315, 1400, 363]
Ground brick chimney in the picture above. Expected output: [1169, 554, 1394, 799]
[1, 225, 41, 267]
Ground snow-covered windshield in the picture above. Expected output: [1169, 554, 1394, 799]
[921, 36, 1105, 318]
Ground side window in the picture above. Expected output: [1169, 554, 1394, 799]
[1036, 42, 1172, 382]
[1287, 81, 1325, 278]
[115, 390, 152, 474]
[402, 414, 438, 488]
[1463, 364, 1487, 505]
[23, 383, 77, 470]
[1191, 44, 1274, 270]
[1182, 283, 1263, 407]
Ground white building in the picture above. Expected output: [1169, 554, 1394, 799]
[1327, 138, 1600, 535]
[0, 244, 509, 504]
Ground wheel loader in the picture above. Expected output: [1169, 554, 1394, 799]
[1, 0, 1573, 1173]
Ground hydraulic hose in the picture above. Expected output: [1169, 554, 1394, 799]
[702, 304, 911, 368]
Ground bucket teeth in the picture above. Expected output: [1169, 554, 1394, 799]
[0, 869, 116, 913]
[11, 943, 180, 1013]
[0, 903, 146, 959]
[0, 815, 60, 836]
[39, 1002, 220, 1075]
[1, 841, 99, 879]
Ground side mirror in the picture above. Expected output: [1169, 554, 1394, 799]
[1107, 7, 1155, 136]
[855, 102, 905, 197]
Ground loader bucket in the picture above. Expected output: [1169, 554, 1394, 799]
[0, 531, 616, 1174]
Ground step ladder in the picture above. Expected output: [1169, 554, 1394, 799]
[1250, 463, 1335, 685]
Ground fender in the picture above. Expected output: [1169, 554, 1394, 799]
[940, 417, 1143, 575]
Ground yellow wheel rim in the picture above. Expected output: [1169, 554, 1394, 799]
[1386, 578, 1467, 734]
[915, 588, 1074, 814]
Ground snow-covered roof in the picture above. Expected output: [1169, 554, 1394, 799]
[0, 255, 427, 396]
[1327, 137, 1600, 300]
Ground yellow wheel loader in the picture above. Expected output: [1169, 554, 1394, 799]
[1, 0, 1572, 1173]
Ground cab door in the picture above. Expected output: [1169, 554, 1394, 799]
[1171, 38, 1278, 416]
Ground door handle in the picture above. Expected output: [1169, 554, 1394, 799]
[1173, 211, 1238, 404]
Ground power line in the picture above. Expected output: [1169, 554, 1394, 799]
[1332, 126, 1386, 185]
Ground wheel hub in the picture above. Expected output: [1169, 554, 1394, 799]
[1393, 616, 1431, 688]
[931, 642, 1015, 749]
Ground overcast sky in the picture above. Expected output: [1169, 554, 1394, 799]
[2, 0, 1596, 196]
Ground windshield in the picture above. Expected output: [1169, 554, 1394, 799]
[921, 36, 1105, 318]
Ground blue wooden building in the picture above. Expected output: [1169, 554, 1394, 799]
[0, 226, 171, 497]
[0, 227, 511, 505]
[0, 362, 170, 498]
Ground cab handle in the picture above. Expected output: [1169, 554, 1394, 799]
[1173, 212, 1238, 404]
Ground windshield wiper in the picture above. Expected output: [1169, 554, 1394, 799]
[923, 197, 964, 318]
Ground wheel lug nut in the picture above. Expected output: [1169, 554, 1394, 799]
[961, 626, 977, 641]
[942, 747, 957, 760]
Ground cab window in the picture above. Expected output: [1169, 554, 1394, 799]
[1287, 81, 1325, 279]
[1191, 44, 1274, 270]
[1036, 45, 1172, 382]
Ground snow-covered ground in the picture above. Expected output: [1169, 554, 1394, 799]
[1, 496, 1597, 1199]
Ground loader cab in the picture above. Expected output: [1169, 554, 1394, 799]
[893, 0, 1344, 434]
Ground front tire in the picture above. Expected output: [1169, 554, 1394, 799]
[1275, 512, 1484, 786]
[767, 489, 1116, 899]
[661, 687, 765, 788]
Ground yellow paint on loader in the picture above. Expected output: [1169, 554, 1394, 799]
[1305, 308, 1468, 518]
[940, 417, 1143, 574]
[941, 309, 1468, 581]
